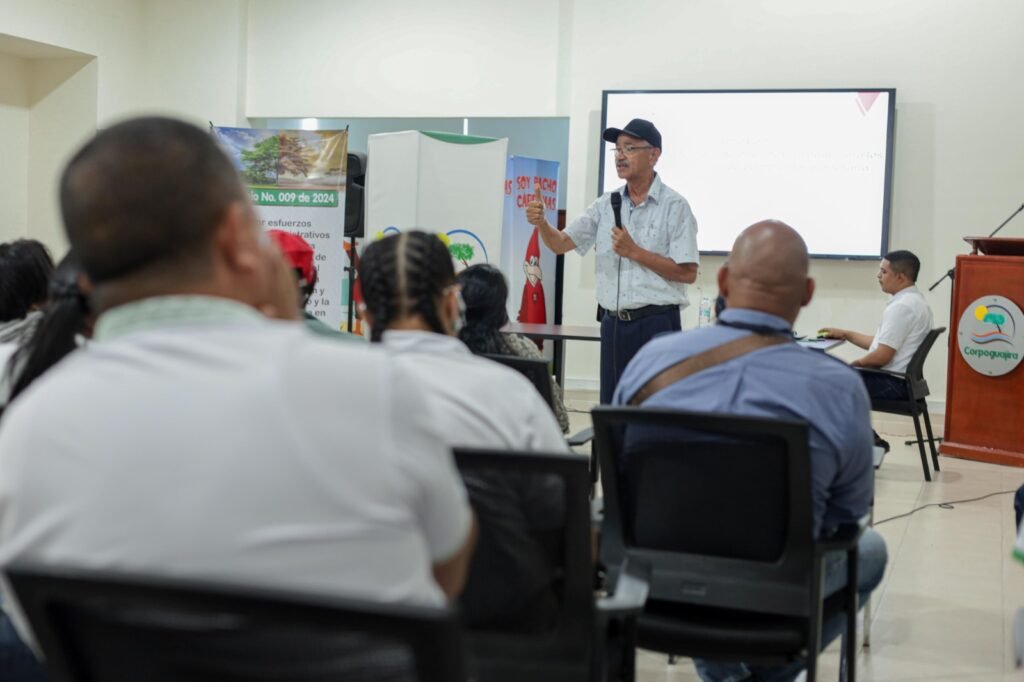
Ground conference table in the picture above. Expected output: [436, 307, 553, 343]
[503, 322, 601, 390]
[504, 323, 843, 391]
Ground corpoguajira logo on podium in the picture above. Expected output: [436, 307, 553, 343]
[957, 295, 1024, 376]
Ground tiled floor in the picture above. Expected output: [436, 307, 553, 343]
[564, 391, 1024, 682]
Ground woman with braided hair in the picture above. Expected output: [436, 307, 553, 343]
[360, 230, 570, 632]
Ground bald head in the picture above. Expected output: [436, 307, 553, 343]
[718, 220, 814, 324]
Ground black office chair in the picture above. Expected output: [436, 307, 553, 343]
[593, 406, 866, 682]
[481, 353, 594, 449]
[6, 561, 467, 682]
[858, 326, 946, 481]
[482, 353, 555, 407]
[453, 448, 647, 682]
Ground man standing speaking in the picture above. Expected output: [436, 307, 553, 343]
[525, 118, 699, 403]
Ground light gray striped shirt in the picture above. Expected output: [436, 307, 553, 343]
[564, 174, 699, 312]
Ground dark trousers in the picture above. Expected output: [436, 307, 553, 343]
[858, 370, 909, 402]
[599, 307, 681, 404]
[0, 609, 47, 682]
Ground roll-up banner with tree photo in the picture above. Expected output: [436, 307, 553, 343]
[214, 126, 350, 331]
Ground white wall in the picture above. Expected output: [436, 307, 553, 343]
[140, 0, 249, 127]
[0, 0, 143, 125]
[27, 57, 98, 252]
[0, 53, 30, 243]
[246, 0, 564, 118]
[0, 0, 144, 254]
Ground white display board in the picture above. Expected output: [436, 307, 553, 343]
[601, 90, 895, 258]
[366, 130, 508, 270]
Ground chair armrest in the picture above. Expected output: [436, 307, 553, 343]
[857, 367, 907, 381]
[567, 426, 594, 448]
[597, 558, 650, 617]
[814, 515, 868, 554]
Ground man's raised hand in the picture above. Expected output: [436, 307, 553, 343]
[525, 182, 547, 228]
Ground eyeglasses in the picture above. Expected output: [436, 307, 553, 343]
[610, 145, 653, 156]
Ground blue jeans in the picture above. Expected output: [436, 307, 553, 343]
[0, 608, 47, 682]
[694, 528, 888, 682]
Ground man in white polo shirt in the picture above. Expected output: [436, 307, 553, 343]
[821, 249, 933, 450]
[0, 117, 475, 628]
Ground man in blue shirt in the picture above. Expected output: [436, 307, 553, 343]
[614, 220, 885, 682]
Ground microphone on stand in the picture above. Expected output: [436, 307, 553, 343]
[930, 201, 1024, 291]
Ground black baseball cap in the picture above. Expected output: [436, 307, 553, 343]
[602, 118, 661, 150]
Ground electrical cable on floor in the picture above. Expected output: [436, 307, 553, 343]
[873, 489, 1018, 525]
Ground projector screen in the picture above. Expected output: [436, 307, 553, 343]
[600, 89, 895, 259]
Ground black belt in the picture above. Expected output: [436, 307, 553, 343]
[601, 304, 677, 322]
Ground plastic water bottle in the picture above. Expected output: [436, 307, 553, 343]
[698, 296, 712, 327]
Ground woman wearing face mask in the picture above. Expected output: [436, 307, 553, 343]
[359, 230, 566, 452]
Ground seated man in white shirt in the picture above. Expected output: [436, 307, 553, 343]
[0, 117, 476, 636]
[821, 249, 934, 450]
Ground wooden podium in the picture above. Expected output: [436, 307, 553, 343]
[940, 237, 1024, 466]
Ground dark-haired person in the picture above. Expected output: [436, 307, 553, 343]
[265, 229, 361, 341]
[360, 231, 566, 452]
[0, 239, 55, 348]
[1, 253, 93, 409]
[0, 119, 476, 645]
[820, 250, 933, 451]
[525, 119, 699, 404]
[455, 263, 570, 433]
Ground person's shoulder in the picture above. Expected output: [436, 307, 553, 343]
[623, 328, 691, 376]
[655, 180, 691, 207]
[643, 327, 689, 354]
[0, 349, 94, 441]
[503, 333, 541, 357]
[795, 346, 868, 396]
[269, 322, 389, 381]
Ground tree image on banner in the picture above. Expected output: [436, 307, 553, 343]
[214, 125, 349, 330]
[240, 135, 279, 185]
[277, 134, 312, 178]
[449, 243, 475, 268]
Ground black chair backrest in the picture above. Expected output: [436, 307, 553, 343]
[452, 448, 594, 680]
[6, 562, 466, 682]
[593, 406, 817, 618]
[904, 327, 946, 400]
[482, 354, 555, 411]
